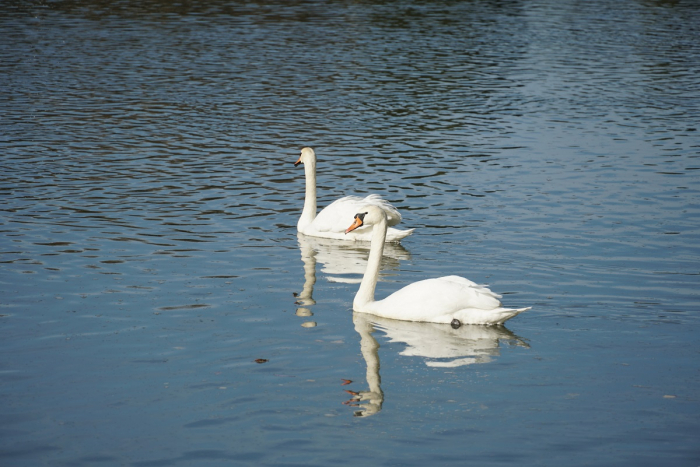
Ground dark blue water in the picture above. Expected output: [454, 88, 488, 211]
[2, 0, 699, 465]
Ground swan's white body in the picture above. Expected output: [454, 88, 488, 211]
[348, 205, 530, 326]
[295, 148, 413, 242]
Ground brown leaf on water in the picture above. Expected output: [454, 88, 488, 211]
[255, 359, 268, 364]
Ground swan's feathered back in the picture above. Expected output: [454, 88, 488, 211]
[313, 194, 401, 233]
[364, 276, 529, 325]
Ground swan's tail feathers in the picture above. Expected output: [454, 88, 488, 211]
[386, 227, 414, 243]
[495, 306, 531, 325]
[458, 306, 530, 325]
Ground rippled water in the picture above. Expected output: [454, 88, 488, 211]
[2, 0, 699, 465]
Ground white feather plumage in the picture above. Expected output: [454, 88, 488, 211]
[295, 148, 413, 242]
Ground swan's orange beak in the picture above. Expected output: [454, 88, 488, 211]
[345, 215, 363, 234]
[294, 155, 302, 167]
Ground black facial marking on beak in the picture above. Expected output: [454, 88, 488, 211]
[294, 160, 301, 167]
[346, 212, 367, 234]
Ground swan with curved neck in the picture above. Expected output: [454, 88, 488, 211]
[295, 147, 413, 242]
[346, 205, 530, 326]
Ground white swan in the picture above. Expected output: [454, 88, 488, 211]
[345, 205, 531, 326]
[295, 147, 413, 242]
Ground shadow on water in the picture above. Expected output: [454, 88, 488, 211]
[346, 312, 529, 417]
[297, 232, 410, 284]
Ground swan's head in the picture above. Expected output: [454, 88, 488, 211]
[345, 205, 387, 234]
[294, 147, 316, 167]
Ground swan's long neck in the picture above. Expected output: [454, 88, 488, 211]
[298, 162, 317, 231]
[354, 217, 387, 310]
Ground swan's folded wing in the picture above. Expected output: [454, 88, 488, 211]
[312, 196, 372, 233]
[313, 195, 402, 233]
[372, 277, 503, 322]
[439, 275, 502, 300]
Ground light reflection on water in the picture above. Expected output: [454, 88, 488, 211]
[346, 313, 529, 417]
[1, 0, 700, 465]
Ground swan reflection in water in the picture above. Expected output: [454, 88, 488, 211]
[294, 233, 410, 322]
[344, 313, 530, 417]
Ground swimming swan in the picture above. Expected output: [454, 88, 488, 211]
[295, 147, 413, 242]
[345, 205, 531, 326]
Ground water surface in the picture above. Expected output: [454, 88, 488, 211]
[1, 0, 699, 465]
